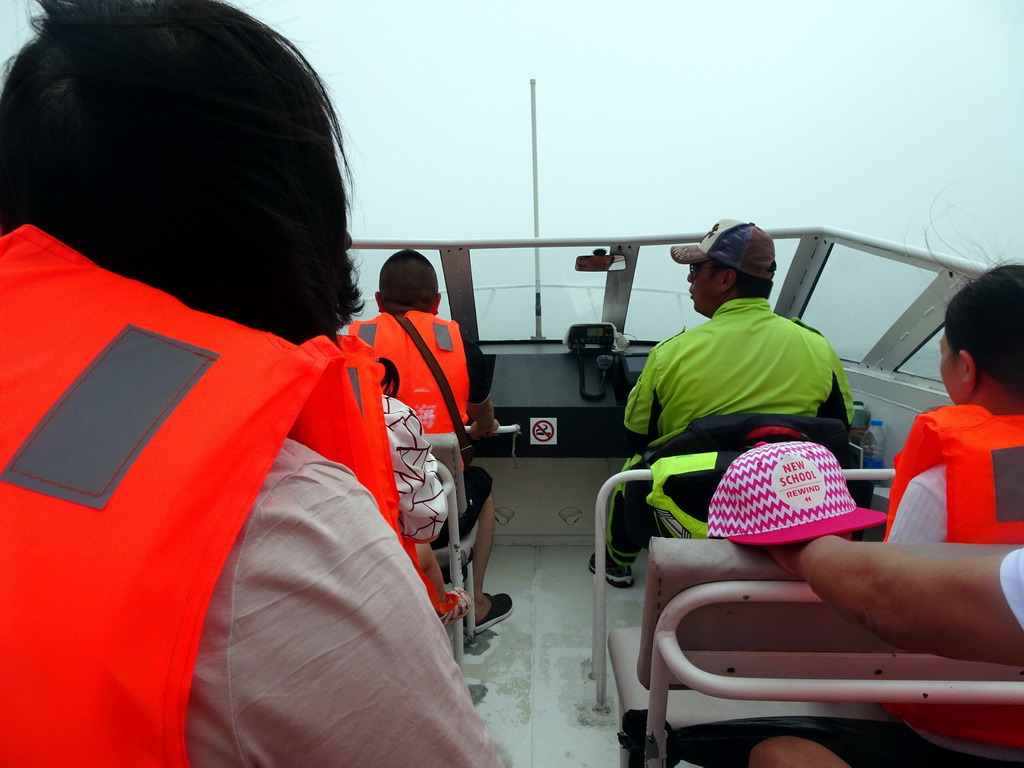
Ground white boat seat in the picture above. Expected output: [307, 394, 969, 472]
[427, 425, 520, 665]
[424, 432, 478, 666]
[613, 537, 1024, 768]
[425, 432, 469, 520]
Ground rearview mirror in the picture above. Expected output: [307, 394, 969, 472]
[575, 248, 626, 273]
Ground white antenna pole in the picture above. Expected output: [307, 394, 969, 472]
[530, 78, 544, 339]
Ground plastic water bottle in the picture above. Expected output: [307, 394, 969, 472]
[850, 400, 870, 443]
[861, 419, 886, 469]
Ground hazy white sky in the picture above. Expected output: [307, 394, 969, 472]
[2, 0, 1023, 261]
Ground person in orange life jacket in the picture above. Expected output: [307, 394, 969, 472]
[886, 265, 1024, 545]
[0, 2, 502, 767]
[379, 356, 472, 627]
[746, 268, 1024, 767]
[871, 265, 1024, 762]
[348, 249, 513, 631]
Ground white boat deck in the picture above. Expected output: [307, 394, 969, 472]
[467, 543, 643, 768]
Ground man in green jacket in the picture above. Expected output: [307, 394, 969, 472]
[594, 219, 854, 586]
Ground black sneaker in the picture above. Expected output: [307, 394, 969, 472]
[589, 553, 634, 588]
[473, 592, 513, 632]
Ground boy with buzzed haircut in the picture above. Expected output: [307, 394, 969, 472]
[350, 249, 513, 631]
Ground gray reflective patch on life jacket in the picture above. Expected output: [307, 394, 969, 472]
[347, 367, 363, 416]
[993, 445, 1024, 523]
[2, 325, 218, 509]
[433, 323, 453, 352]
[357, 323, 377, 346]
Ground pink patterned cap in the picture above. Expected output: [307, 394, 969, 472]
[707, 441, 886, 545]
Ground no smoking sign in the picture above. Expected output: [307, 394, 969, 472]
[530, 417, 557, 445]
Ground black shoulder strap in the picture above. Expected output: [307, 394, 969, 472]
[393, 314, 473, 465]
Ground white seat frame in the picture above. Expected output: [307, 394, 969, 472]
[641, 557, 1024, 768]
[591, 467, 896, 707]
[427, 424, 520, 667]
[426, 433, 478, 667]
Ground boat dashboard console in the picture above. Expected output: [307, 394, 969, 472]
[473, 341, 654, 460]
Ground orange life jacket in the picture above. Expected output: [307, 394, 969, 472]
[332, 334, 447, 609]
[0, 225, 407, 767]
[314, 334, 405, 542]
[883, 404, 1024, 748]
[886, 405, 1024, 544]
[348, 311, 470, 434]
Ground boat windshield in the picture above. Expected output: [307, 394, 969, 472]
[349, 226, 989, 384]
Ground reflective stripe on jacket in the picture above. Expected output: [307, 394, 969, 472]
[0, 225, 401, 767]
[348, 311, 470, 434]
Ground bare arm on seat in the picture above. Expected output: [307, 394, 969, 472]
[468, 396, 500, 439]
[766, 536, 1024, 667]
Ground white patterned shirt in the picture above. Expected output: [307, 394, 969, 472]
[383, 395, 447, 542]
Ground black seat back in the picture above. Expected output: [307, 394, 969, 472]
[623, 413, 865, 546]
[651, 412, 853, 466]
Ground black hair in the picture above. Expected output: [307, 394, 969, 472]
[0, 0, 361, 344]
[708, 259, 774, 299]
[732, 268, 774, 300]
[378, 356, 400, 397]
[944, 264, 1024, 395]
[378, 249, 438, 313]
